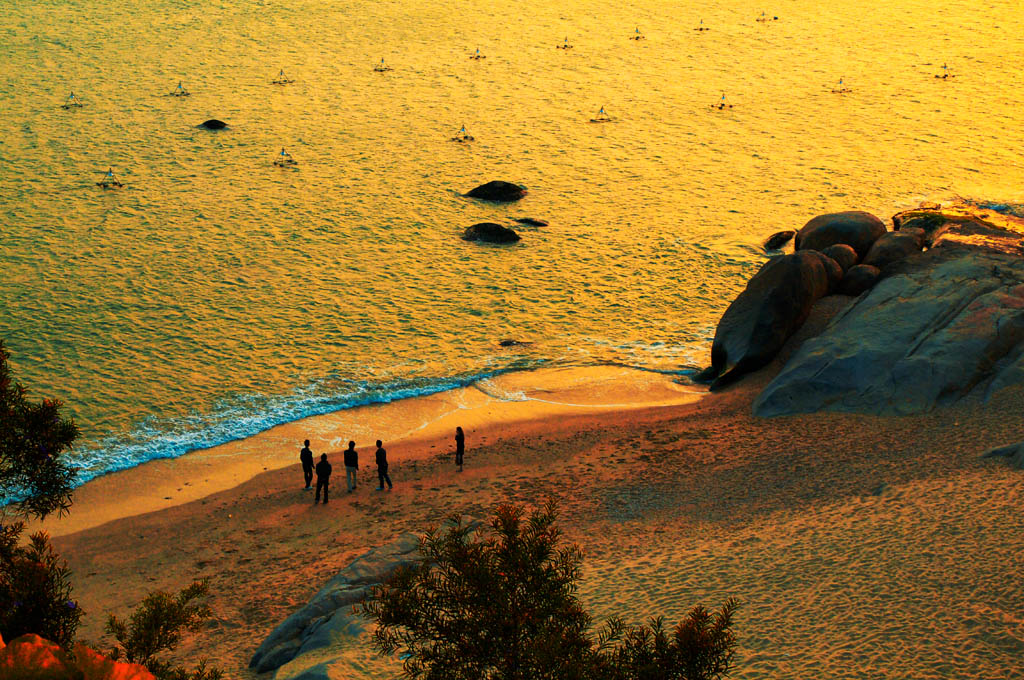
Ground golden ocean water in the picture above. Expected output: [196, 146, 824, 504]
[1, 0, 1022, 482]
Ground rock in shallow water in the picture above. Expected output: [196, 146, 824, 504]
[754, 244, 1024, 417]
[707, 251, 831, 389]
[198, 119, 227, 130]
[464, 181, 526, 202]
[764, 230, 796, 251]
[462, 222, 521, 243]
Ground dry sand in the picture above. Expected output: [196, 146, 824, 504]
[35, 317, 1024, 679]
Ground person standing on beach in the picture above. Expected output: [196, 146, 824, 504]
[314, 453, 332, 504]
[300, 440, 314, 490]
[344, 440, 359, 492]
[455, 426, 465, 472]
[375, 440, 393, 491]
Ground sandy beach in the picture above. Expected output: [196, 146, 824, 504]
[35, 308, 1024, 679]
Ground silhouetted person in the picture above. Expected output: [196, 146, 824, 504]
[314, 453, 332, 504]
[300, 439, 314, 489]
[375, 440, 393, 490]
[344, 440, 359, 492]
[455, 426, 465, 472]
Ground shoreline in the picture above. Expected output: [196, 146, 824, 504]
[33, 364, 703, 537]
[45, 338, 1024, 679]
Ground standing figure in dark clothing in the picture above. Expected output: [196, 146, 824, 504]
[300, 439, 314, 489]
[375, 440, 393, 490]
[314, 453, 332, 504]
[344, 440, 359, 492]
[455, 426, 465, 472]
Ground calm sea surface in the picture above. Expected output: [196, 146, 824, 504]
[1, 0, 1022, 483]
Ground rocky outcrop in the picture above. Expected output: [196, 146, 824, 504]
[838, 264, 881, 296]
[249, 533, 420, 674]
[198, 119, 228, 130]
[464, 181, 526, 202]
[462, 223, 521, 243]
[705, 251, 831, 389]
[795, 211, 887, 258]
[981, 441, 1024, 469]
[820, 244, 858, 273]
[515, 217, 548, 226]
[862, 230, 924, 270]
[754, 242, 1024, 417]
[764, 230, 796, 251]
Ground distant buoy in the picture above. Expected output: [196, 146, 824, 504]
[557, 36, 574, 49]
[61, 92, 83, 109]
[630, 27, 646, 40]
[170, 81, 190, 97]
[271, 69, 295, 85]
[695, 19, 710, 31]
[96, 167, 123, 189]
[273, 147, 298, 167]
[831, 77, 852, 93]
[589, 106, 613, 123]
[450, 125, 475, 142]
[470, 48, 486, 60]
[710, 93, 734, 110]
[374, 58, 392, 72]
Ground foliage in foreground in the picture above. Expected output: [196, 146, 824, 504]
[0, 523, 82, 648]
[360, 502, 739, 680]
[0, 339, 80, 521]
[106, 581, 223, 680]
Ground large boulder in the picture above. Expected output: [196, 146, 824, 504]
[820, 244, 858, 273]
[198, 119, 227, 130]
[706, 251, 831, 389]
[795, 211, 887, 258]
[862, 231, 924, 270]
[462, 223, 521, 243]
[764, 230, 796, 251]
[754, 244, 1024, 417]
[464, 181, 526, 202]
[838, 264, 881, 296]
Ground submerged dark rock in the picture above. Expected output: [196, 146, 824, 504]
[706, 251, 831, 389]
[499, 339, 531, 347]
[462, 222, 521, 243]
[464, 181, 526, 202]
[795, 211, 887, 258]
[198, 119, 228, 130]
[764, 230, 796, 251]
[514, 217, 548, 226]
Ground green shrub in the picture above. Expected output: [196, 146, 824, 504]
[106, 580, 223, 680]
[0, 339, 79, 521]
[0, 522, 82, 647]
[596, 603, 739, 680]
[360, 502, 739, 680]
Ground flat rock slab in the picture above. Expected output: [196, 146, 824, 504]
[249, 533, 420, 674]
